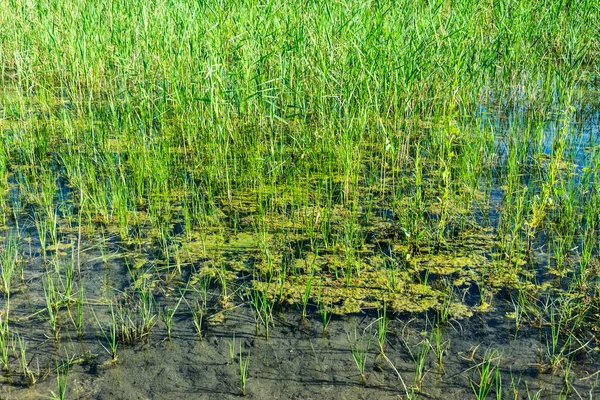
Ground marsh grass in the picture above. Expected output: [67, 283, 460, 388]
[0, 306, 11, 371]
[163, 292, 185, 341]
[43, 272, 61, 341]
[191, 297, 205, 340]
[248, 284, 273, 340]
[73, 281, 85, 339]
[16, 332, 36, 385]
[317, 287, 332, 337]
[91, 300, 118, 363]
[106, 302, 119, 363]
[347, 326, 372, 386]
[49, 359, 70, 400]
[299, 262, 315, 321]
[0, 0, 599, 395]
[0, 233, 18, 296]
[429, 324, 448, 374]
[412, 338, 430, 393]
[469, 350, 501, 400]
[376, 302, 388, 356]
[239, 344, 250, 396]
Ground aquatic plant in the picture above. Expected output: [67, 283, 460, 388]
[92, 300, 119, 363]
[191, 297, 205, 340]
[43, 272, 60, 341]
[163, 292, 185, 341]
[377, 302, 388, 356]
[49, 359, 70, 400]
[469, 350, 501, 400]
[429, 324, 447, 374]
[316, 287, 332, 337]
[74, 281, 85, 339]
[412, 338, 430, 393]
[347, 326, 372, 386]
[0, 233, 17, 297]
[0, 0, 599, 396]
[16, 332, 36, 385]
[107, 302, 119, 363]
[248, 284, 273, 340]
[0, 306, 10, 371]
[239, 344, 250, 396]
[299, 263, 315, 321]
[545, 303, 572, 373]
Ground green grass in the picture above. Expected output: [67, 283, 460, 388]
[0, 0, 599, 396]
[239, 343, 250, 396]
[469, 350, 501, 400]
[347, 325, 372, 386]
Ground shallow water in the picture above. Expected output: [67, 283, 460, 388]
[2, 91, 600, 398]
